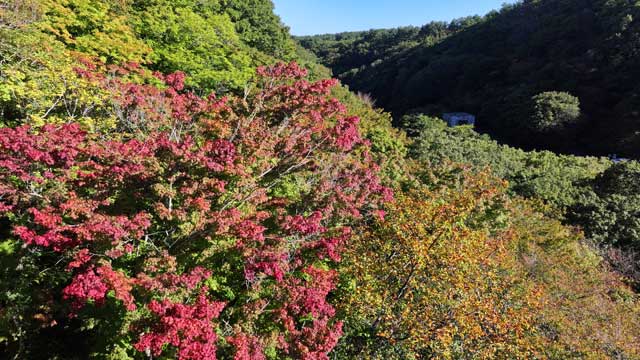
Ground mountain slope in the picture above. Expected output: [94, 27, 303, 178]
[299, 0, 640, 157]
[1, 1, 640, 359]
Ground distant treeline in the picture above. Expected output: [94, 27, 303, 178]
[298, 0, 640, 158]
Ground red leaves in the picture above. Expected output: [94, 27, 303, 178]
[256, 62, 308, 79]
[68, 249, 92, 270]
[165, 71, 187, 91]
[0, 62, 392, 359]
[284, 211, 325, 236]
[135, 291, 226, 360]
[13, 225, 76, 250]
[201, 138, 237, 171]
[30, 207, 63, 228]
[13, 206, 151, 251]
[154, 134, 237, 172]
[136, 264, 212, 294]
[276, 267, 343, 360]
[333, 116, 361, 151]
[63, 264, 136, 313]
[228, 333, 266, 360]
[96, 265, 136, 311]
[307, 227, 352, 262]
[235, 220, 267, 244]
[0, 124, 86, 182]
[62, 267, 109, 312]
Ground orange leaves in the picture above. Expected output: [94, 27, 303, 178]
[338, 170, 546, 358]
[508, 201, 640, 358]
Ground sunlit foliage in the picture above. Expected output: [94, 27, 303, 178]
[336, 170, 546, 359]
[300, 0, 640, 157]
[0, 62, 391, 359]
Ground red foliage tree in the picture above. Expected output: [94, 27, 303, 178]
[0, 62, 390, 358]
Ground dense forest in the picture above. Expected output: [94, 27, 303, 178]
[298, 0, 640, 158]
[1, 0, 639, 359]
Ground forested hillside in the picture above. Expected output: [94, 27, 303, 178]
[1, 1, 640, 359]
[299, 0, 640, 157]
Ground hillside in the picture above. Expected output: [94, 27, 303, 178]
[298, 0, 640, 157]
[1, 1, 640, 359]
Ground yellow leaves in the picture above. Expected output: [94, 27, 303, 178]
[506, 199, 640, 358]
[339, 170, 547, 358]
[37, 0, 150, 63]
[0, 26, 115, 129]
[0, 0, 43, 29]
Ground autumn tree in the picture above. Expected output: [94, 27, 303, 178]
[0, 62, 391, 359]
[510, 200, 640, 358]
[335, 169, 546, 359]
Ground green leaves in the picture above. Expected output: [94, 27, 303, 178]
[300, 0, 640, 157]
[0, 0, 312, 128]
[406, 114, 610, 208]
[529, 91, 581, 132]
[131, 2, 254, 91]
[569, 161, 640, 251]
[38, 0, 151, 63]
[0, 239, 17, 255]
[224, 0, 297, 59]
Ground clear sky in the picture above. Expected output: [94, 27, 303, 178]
[273, 0, 515, 36]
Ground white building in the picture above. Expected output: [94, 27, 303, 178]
[443, 112, 476, 127]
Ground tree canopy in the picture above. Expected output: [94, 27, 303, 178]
[299, 0, 640, 157]
[1, 0, 640, 358]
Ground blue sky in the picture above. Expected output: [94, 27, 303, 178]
[273, 0, 515, 36]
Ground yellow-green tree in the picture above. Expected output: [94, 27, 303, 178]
[37, 0, 151, 64]
[335, 163, 640, 359]
[336, 169, 546, 359]
[510, 200, 640, 358]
